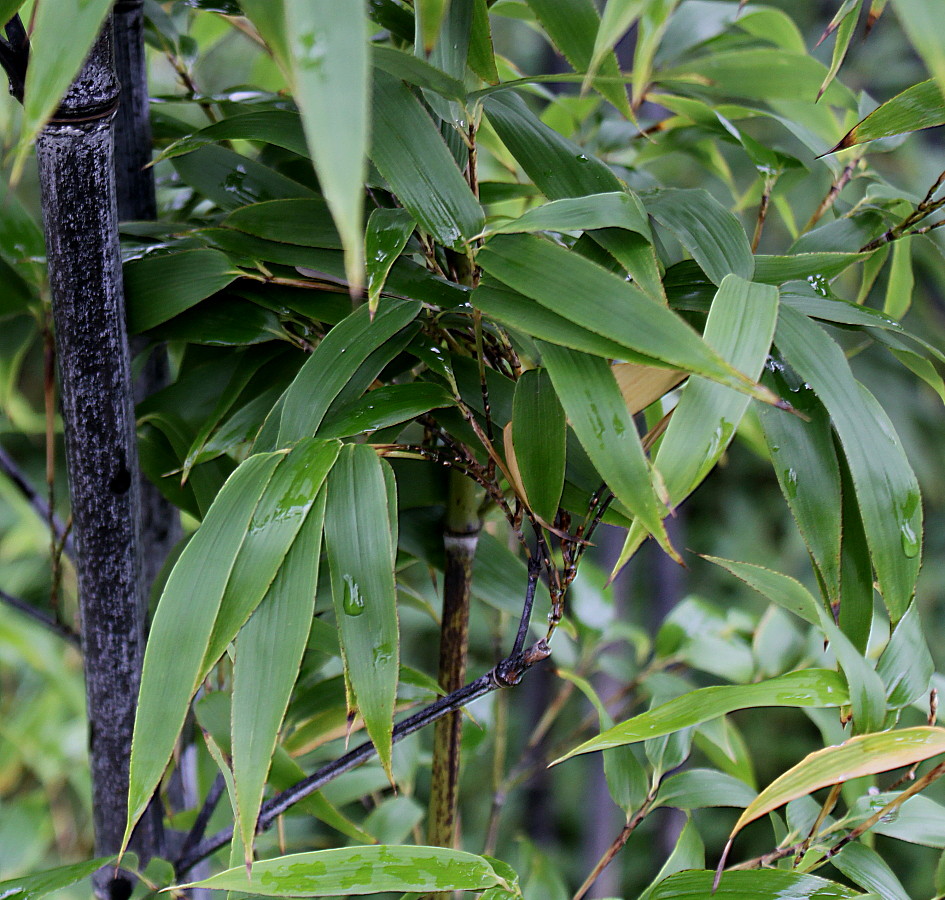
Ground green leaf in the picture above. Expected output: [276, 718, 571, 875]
[851, 790, 945, 848]
[371, 69, 484, 250]
[224, 199, 341, 249]
[469, 0, 500, 84]
[173, 145, 317, 210]
[324, 445, 400, 781]
[832, 842, 911, 900]
[655, 769, 758, 810]
[0, 1, 25, 30]
[487, 191, 651, 238]
[828, 79, 945, 152]
[14, 0, 113, 169]
[753, 253, 867, 284]
[0, 858, 115, 900]
[365, 208, 416, 314]
[890, 0, 945, 102]
[124, 249, 238, 333]
[589, 0, 648, 85]
[318, 382, 454, 439]
[876, 602, 933, 708]
[240, 0, 290, 69]
[540, 343, 676, 559]
[732, 726, 945, 837]
[478, 235, 769, 398]
[125, 452, 283, 845]
[510, 369, 566, 523]
[657, 48, 858, 108]
[523, 0, 631, 116]
[126, 440, 339, 846]
[613, 276, 778, 573]
[373, 45, 466, 100]
[178, 846, 514, 896]
[703, 556, 887, 734]
[417, 0, 450, 52]
[775, 305, 922, 621]
[277, 299, 422, 446]
[758, 380, 842, 606]
[285, 0, 370, 291]
[232, 491, 327, 862]
[817, 1, 860, 101]
[884, 238, 914, 320]
[159, 110, 310, 160]
[650, 869, 862, 899]
[554, 669, 849, 762]
[642, 188, 753, 285]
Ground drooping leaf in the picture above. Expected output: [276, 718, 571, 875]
[177, 846, 514, 896]
[487, 191, 650, 238]
[285, 0, 370, 290]
[655, 769, 758, 810]
[478, 235, 770, 398]
[540, 343, 676, 559]
[324, 445, 400, 780]
[224, 199, 341, 249]
[757, 369, 842, 606]
[510, 368, 567, 523]
[232, 491, 327, 862]
[817, 1, 861, 101]
[417, 0, 450, 52]
[827, 79, 945, 153]
[318, 382, 454, 439]
[373, 45, 466, 100]
[0, 858, 115, 900]
[124, 249, 238, 333]
[753, 253, 867, 284]
[125, 440, 339, 846]
[371, 69, 484, 250]
[775, 305, 922, 621]
[876, 602, 934, 708]
[731, 726, 945, 837]
[159, 110, 310, 160]
[642, 188, 754, 285]
[125, 451, 284, 845]
[613, 276, 778, 573]
[469, 0, 499, 84]
[832, 842, 911, 900]
[649, 869, 862, 899]
[365, 208, 416, 315]
[277, 299, 422, 446]
[554, 669, 848, 762]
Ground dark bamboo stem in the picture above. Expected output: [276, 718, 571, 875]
[426, 470, 482, 877]
[34, 20, 161, 897]
[112, 0, 180, 604]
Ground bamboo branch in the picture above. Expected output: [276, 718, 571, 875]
[0, 587, 80, 646]
[175, 640, 552, 876]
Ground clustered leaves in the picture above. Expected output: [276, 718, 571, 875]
[3, 0, 945, 897]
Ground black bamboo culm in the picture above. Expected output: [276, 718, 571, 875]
[3, 17, 165, 898]
[112, 0, 181, 602]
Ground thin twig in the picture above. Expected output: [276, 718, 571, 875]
[572, 791, 658, 900]
[0, 587, 80, 646]
[175, 640, 551, 875]
[174, 773, 226, 867]
[803, 159, 858, 234]
[0, 442, 73, 556]
[860, 168, 945, 252]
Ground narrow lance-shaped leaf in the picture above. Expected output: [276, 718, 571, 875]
[757, 372, 842, 608]
[285, 0, 370, 291]
[416, 0, 450, 52]
[365, 208, 415, 316]
[0, 858, 117, 900]
[478, 234, 776, 401]
[587, 0, 648, 86]
[650, 870, 862, 900]
[642, 188, 754, 285]
[176, 846, 515, 897]
[14, 0, 114, 174]
[371, 69, 484, 250]
[613, 276, 778, 574]
[277, 299, 421, 447]
[731, 726, 945, 838]
[703, 556, 887, 734]
[827, 79, 945, 153]
[124, 452, 284, 847]
[510, 368, 566, 524]
[486, 191, 651, 238]
[817, 0, 861, 101]
[232, 490, 328, 864]
[324, 444, 400, 781]
[775, 304, 922, 621]
[554, 669, 849, 762]
[540, 343, 677, 560]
